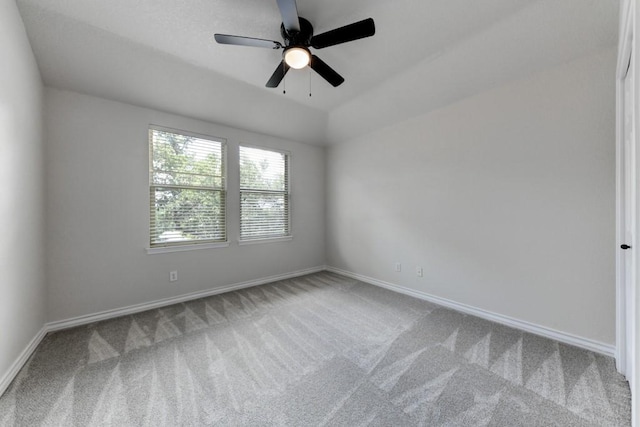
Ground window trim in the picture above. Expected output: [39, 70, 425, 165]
[148, 125, 228, 250]
[237, 236, 293, 246]
[146, 241, 230, 254]
[238, 143, 292, 242]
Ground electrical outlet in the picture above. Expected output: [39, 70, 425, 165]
[169, 271, 178, 282]
[395, 262, 401, 272]
[416, 267, 423, 277]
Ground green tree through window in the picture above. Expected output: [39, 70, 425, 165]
[149, 127, 226, 246]
[239, 145, 290, 240]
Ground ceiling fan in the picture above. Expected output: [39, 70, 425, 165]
[214, 0, 375, 88]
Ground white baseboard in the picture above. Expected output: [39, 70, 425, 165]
[46, 266, 325, 332]
[0, 326, 47, 398]
[326, 266, 615, 357]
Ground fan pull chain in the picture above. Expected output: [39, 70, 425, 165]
[283, 73, 286, 95]
[309, 67, 312, 97]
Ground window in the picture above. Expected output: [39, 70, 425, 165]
[239, 145, 290, 241]
[149, 126, 226, 248]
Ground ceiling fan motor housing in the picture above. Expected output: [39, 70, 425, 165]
[281, 17, 313, 47]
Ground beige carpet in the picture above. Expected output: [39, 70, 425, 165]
[0, 272, 631, 425]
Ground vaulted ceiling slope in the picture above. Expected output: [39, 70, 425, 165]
[17, 0, 618, 145]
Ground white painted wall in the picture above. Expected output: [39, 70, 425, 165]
[44, 88, 325, 322]
[0, 0, 46, 387]
[326, 48, 617, 345]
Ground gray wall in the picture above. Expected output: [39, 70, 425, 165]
[0, 0, 46, 385]
[326, 48, 616, 345]
[44, 88, 325, 322]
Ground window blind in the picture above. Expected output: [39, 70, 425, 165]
[149, 127, 226, 247]
[239, 145, 290, 240]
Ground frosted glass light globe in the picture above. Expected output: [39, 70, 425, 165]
[284, 47, 310, 69]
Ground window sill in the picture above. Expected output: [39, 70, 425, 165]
[146, 242, 229, 254]
[238, 236, 293, 246]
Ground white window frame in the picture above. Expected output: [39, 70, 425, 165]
[147, 125, 228, 254]
[238, 144, 292, 244]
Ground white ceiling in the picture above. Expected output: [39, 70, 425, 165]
[17, 0, 618, 145]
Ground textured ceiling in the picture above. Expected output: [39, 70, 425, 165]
[17, 0, 618, 145]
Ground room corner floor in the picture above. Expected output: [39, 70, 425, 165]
[0, 272, 631, 426]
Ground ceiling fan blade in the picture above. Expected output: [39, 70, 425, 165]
[214, 34, 282, 49]
[310, 55, 344, 87]
[311, 18, 375, 49]
[276, 0, 300, 33]
[266, 61, 290, 87]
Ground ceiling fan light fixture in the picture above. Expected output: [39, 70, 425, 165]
[284, 47, 310, 69]
[214, 0, 376, 88]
